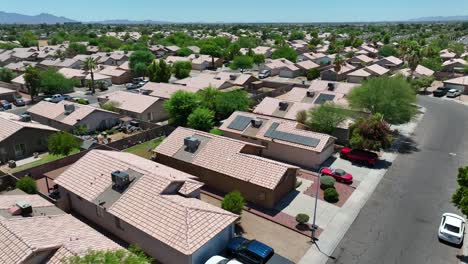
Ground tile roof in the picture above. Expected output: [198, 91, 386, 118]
[296, 60, 320, 70]
[141, 82, 202, 99]
[442, 58, 468, 66]
[98, 91, 160, 114]
[0, 112, 58, 141]
[443, 76, 468, 85]
[27, 101, 117, 126]
[219, 111, 334, 153]
[55, 150, 236, 255]
[253, 97, 313, 120]
[155, 127, 297, 190]
[98, 66, 127, 77]
[174, 73, 232, 89]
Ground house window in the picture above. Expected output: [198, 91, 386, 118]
[14, 144, 26, 158]
[115, 217, 124, 230]
[147, 112, 152, 121]
[96, 206, 104, 217]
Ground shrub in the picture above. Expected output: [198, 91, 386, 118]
[320, 176, 336, 190]
[210, 128, 222, 136]
[221, 191, 245, 215]
[306, 68, 320, 81]
[295, 213, 310, 225]
[75, 98, 89, 105]
[16, 176, 37, 194]
[324, 188, 339, 203]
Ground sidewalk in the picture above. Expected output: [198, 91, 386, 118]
[298, 107, 425, 264]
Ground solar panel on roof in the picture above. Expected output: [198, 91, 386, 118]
[314, 94, 336, 105]
[227, 115, 253, 131]
[265, 122, 320, 148]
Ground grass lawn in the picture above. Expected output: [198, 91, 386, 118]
[124, 137, 165, 159]
[11, 149, 80, 173]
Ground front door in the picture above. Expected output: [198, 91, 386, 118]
[14, 144, 26, 159]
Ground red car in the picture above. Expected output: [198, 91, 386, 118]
[340, 148, 378, 167]
[320, 167, 353, 183]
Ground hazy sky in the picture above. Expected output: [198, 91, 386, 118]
[2, 0, 468, 22]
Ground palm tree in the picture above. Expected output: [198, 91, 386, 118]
[406, 50, 421, 77]
[84, 57, 97, 94]
[333, 54, 345, 73]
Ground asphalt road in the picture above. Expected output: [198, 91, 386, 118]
[328, 96, 468, 264]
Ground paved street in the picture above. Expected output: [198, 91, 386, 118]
[328, 96, 468, 264]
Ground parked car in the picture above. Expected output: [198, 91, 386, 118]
[126, 83, 141, 90]
[0, 100, 12, 110]
[438, 213, 465, 245]
[340, 148, 378, 167]
[447, 89, 461, 98]
[205, 256, 243, 264]
[44, 94, 71, 103]
[320, 167, 353, 183]
[227, 237, 274, 264]
[258, 70, 271, 79]
[13, 98, 26, 107]
[433, 87, 449, 97]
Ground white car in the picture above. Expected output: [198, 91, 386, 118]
[205, 256, 243, 264]
[438, 213, 465, 245]
[446, 89, 461, 98]
[258, 70, 271, 79]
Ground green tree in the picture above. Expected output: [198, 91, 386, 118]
[187, 107, 215, 132]
[452, 167, 468, 216]
[129, 50, 156, 74]
[225, 42, 241, 61]
[378, 45, 397, 57]
[349, 113, 393, 151]
[48, 132, 81, 156]
[198, 87, 221, 111]
[66, 42, 87, 57]
[421, 56, 442, 72]
[221, 191, 245, 215]
[16, 176, 37, 194]
[134, 63, 148, 78]
[39, 69, 76, 95]
[348, 76, 416, 124]
[306, 68, 320, 81]
[230, 56, 254, 70]
[252, 53, 266, 67]
[18, 31, 38, 47]
[64, 245, 153, 264]
[83, 57, 97, 94]
[164, 90, 200, 126]
[147, 59, 172, 83]
[24, 66, 41, 102]
[101, 100, 121, 112]
[172, 61, 192, 79]
[289, 30, 305, 41]
[176, 47, 192, 57]
[0, 67, 15, 82]
[449, 42, 466, 57]
[200, 44, 223, 69]
[214, 90, 251, 120]
[271, 46, 298, 62]
[333, 54, 345, 73]
[305, 103, 349, 134]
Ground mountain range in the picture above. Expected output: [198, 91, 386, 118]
[0, 11, 467, 24]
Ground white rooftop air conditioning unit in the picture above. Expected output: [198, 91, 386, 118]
[184, 137, 201, 153]
[111, 171, 130, 190]
[279, 101, 289, 111]
[20, 114, 32, 122]
[64, 104, 75, 115]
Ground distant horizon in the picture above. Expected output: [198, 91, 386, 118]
[2, 0, 468, 23]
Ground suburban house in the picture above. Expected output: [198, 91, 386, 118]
[85, 72, 113, 88]
[348, 54, 374, 66]
[261, 58, 301, 78]
[0, 112, 58, 162]
[55, 150, 238, 264]
[96, 51, 130, 66]
[58, 68, 87, 86]
[97, 91, 167, 122]
[441, 59, 468, 73]
[149, 45, 168, 57]
[443, 76, 468, 93]
[98, 66, 132, 84]
[174, 72, 257, 90]
[0, 193, 122, 263]
[347, 64, 390, 83]
[375, 56, 404, 70]
[320, 63, 356, 81]
[240, 46, 276, 58]
[11, 74, 27, 93]
[219, 111, 336, 169]
[396, 64, 435, 79]
[253, 97, 313, 120]
[0, 87, 16, 102]
[4, 61, 37, 74]
[140, 82, 203, 99]
[299, 52, 334, 65]
[440, 49, 457, 61]
[295, 60, 320, 75]
[27, 101, 119, 133]
[188, 54, 223, 70]
[154, 127, 299, 208]
[359, 45, 378, 57]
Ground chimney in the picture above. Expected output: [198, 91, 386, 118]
[184, 136, 201, 153]
[279, 101, 289, 111]
[15, 201, 32, 216]
[64, 104, 75, 115]
[328, 82, 335, 91]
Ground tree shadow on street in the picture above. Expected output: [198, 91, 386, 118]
[456, 255, 468, 263]
[396, 134, 420, 154]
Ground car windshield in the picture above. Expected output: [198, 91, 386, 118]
[334, 169, 346, 176]
[444, 223, 460, 233]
